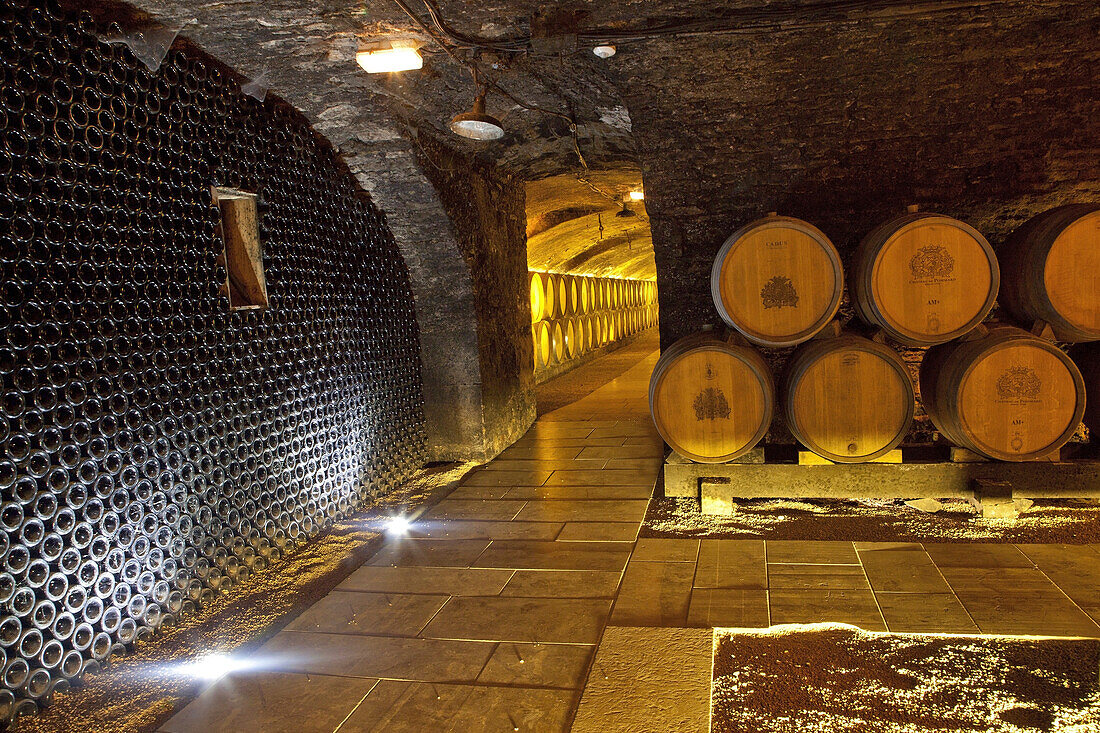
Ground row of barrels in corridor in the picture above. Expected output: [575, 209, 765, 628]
[652, 204, 1098, 463]
[530, 272, 658, 372]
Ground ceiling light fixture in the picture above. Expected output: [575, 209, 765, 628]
[615, 202, 636, 218]
[356, 46, 423, 74]
[592, 45, 616, 59]
[449, 87, 504, 140]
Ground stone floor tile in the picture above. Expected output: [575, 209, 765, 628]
[768, 589, 886, 630]
[510, 436, 628, 448]
[924, 543, 1033, 568]
[412, 519, 563, 541]
[572, 627, 712, 733]
[367, 539, 492, 568]
[853, 542, 925, 551]
[337, 566, 513, 596]
[514, 499, 650, 523]
[1016, 544, 1100, 607]
[767, 564, 870, 590]
[766, 540, 859, 564]
[544, 469, 657, 487]
[526, 423, 598, 439]
[503, 484, 653, 500]
[442, 485, 515, 500]
[483, 459, 608, 472]
[340, 680, 576, 733]
[695, 540, 767, 589]
[501, 569, 622, 598]
[420, 596, 611, 643]
[496, 445, 585, 460]
[686, 588, 770, 628]
[611, 561, 695, 626]
[285, 591, 448, 636]
[938, 566, 1063, 595]
[632, 538, 700, 563]
[477, 642, 593, 688]
[161, 671, 376, 733]
[423, 499, 527, 522]
[605, 457, 665, 471]
[473, 540, 631, 571]
[951, 590, 1100, 637]
[260, 631, 495, 681]
[874, 592, 978, 634]
[622, 436, 664, 447]
[857, 550, 952, 593]
[588, 424, 659, 438]
[576, 445, 665, 460]
[557, 522, 639, 542]
[462, 470, 552, 487]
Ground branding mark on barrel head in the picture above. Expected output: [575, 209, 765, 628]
[760, 275, 799, 309]
[908, 244, 956, 282]
[693, 387, 731, 421]
[996, 366, 1041, 402]
[704, 362, 716, 381]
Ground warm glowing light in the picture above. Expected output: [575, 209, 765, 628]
[356, 47, 423, 74]
[592, 45, 616, 59]
[386, 516, 412, 535]
[176, 653, 252, 681]
[628, 190, 644, 201]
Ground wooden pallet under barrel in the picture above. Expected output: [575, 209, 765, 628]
[664, 447, 1100, 519]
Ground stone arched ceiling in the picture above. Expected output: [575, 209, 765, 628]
[525, 169, 656, 280]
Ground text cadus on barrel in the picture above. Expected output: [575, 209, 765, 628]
[999, 204, 1100, 342]
[711, 213, 843, 348]
[783, 331, 914, 463]
[649, 330, 774, 463]
[852, 209, 999, 346]
[920, 325, 1086, 461]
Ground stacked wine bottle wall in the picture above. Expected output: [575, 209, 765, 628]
[529, 271, 658, 376]
[0, 1, 426, 719]
[650, 208, 1098, 464]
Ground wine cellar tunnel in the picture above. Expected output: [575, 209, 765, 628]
[2, 0, 1100, 731]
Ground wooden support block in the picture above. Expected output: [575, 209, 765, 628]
[701, 481, 736, 516]
[951, 447, 989, 463]
[971, 478, 1017, 519]
[798, 450, 902, 466]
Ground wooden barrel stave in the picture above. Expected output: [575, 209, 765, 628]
[783, 333, 914, 462]
[710, 214, 843, 348]
[649, 331, 775, 462]
[852, 212, 998, 346]
[920, 325, 1086, 461]
[999, 204, 1100, 342]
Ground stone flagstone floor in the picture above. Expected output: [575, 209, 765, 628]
[160, 338, 1100, 733]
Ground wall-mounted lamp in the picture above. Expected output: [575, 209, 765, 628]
[628, 190, 645, 201]
[592, 45, 616, 59]
[449, 87, 504, 140]
[356, 46, 423, 74]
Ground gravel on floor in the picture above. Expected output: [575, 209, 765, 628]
[712, 623, 1100, 733]
[642, 496, 1100, 543]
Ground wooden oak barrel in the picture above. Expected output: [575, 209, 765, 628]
[549, 320, 565, 364]
[542, 273, 558, 319]
[711, 214, 843, 347]
[920, 325, 1086, 461]
[649, 331, 775, 462]
[852, 212, 998, 346]
[529, 272, 546, 324]
[533, 321, 551, 368]
[999, 204, 1100, 342]
[1070, 342, 1100, 436]
[783, 333, 914, 462]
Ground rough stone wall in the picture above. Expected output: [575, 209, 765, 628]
[116, 0, 518, 461]
[416, 136, 536, 456]
[618, 1, 1100, 346]
[0, 1, 424, 713]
